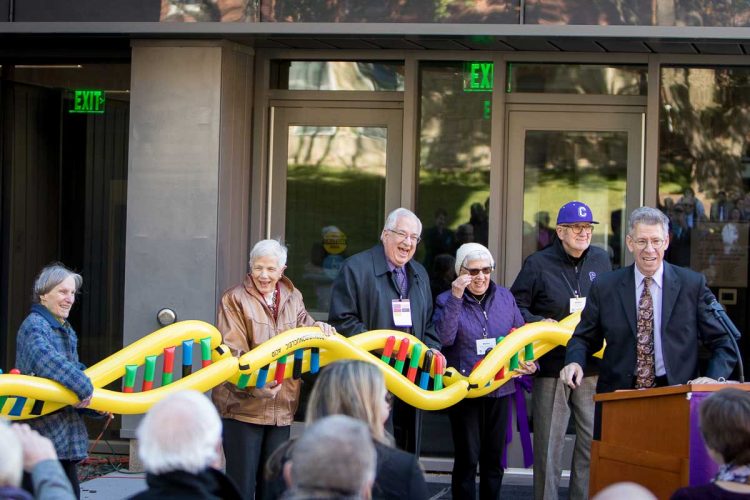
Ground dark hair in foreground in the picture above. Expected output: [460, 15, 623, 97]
[699, 388, 750, 465]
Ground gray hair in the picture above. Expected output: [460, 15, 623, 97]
[136, 390, 222, 475]
[0, 420, 23, 487]
[32, 263, 82, 304]
[628, 207, 670, 238]
[382, 208, 422, 235]
[290, 415, 376, 496]
[249, 239, 288, 268]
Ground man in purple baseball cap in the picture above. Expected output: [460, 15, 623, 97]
[557, 201, 598, 225]
[511, 200, 611, 500]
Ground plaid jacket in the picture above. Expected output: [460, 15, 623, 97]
[16, 304, 94, 461]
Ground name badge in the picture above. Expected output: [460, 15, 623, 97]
[391, 299, 413, 327]
[570, 297, 587, 313]
[476, 338, 496, 356]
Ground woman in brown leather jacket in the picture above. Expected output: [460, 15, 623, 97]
[211, 239, 335, 500]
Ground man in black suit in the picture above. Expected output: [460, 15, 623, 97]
[561, 207, 737, 401]
[329, 207, 442, 454]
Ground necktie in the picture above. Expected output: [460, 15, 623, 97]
[635, 276, 655, 389]
[393, 267, 407, 298]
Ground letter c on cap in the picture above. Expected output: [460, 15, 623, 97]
[578, 207, 587, 217]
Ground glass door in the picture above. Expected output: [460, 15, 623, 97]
[505, 109, 645, 282]
[269, 106, 403, 317]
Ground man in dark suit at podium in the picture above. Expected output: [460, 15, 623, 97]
[561, 206, 737, 402]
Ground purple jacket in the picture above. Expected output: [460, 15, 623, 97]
[434, 281, 524, 397]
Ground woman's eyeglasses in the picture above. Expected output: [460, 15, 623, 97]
[461, 266, 494, 276]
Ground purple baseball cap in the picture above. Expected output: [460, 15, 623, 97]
[556, 201, 599, 225]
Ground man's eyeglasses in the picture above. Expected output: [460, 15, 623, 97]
[461, 265, 494, 276]
[631, 238, 666, 250]
[387, 229, 421, 244]
[560, 224, 594, 234]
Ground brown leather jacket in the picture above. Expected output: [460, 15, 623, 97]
[211, 274, 316, 426]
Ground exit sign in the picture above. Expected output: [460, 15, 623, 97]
[463, 62, 494, 92]
[69, 90, 105, 114]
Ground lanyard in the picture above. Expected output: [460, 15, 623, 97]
[561, 270, 580, 298]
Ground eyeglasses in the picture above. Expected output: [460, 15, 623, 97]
[560, 224, 594, 234]
[387, 229, 421, 244]
[461, 266, 494, 276]
[631, 238, 666, 250]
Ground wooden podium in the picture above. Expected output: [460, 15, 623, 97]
[590, 383, 750, 499]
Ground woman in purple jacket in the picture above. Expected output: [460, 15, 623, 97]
[434, 243, 536, 500]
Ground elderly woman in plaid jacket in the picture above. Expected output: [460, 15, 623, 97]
[15, 263, 94, 498]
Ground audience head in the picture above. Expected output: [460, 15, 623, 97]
[0, 420, 23, 487]
[136, 390, 222, 475]
[284, 415, 376, 499]
[306, 360, 391, 445]
[699, 388, 750, 466]
[592, 482, 656, 500]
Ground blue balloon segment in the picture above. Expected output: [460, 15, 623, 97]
[418, 371, 430, 390]
[293, 349, 304, 379]
[9, 397, 27, 417]
[182, 340, 193, 366]
[256, 366, 269, 389]
[310, 347, 320, 374]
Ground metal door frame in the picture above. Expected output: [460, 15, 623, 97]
[504, 105, 646, 283]
[267, 105, 404, 241]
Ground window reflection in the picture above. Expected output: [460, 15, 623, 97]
[524, 0, 750, 26]
[271, 61, 404, 91]
[659, 67, 750, 286]
[417, 62, 491, 305]
[522, 131, 628, 268]
[507, 63, 647, 95]
[284, 125, 387, 314]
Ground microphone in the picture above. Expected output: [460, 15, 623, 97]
[705, 296, 744, 383]
[705, 297, 742, 340]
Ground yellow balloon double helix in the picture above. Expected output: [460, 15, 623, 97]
[1, 313, 601, 419]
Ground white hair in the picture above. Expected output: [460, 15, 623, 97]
[291, 415, 376, 495]
[382, 208, 422, 235]
[455, 243, 495, 275]
[136, 390, 222, 475]
[32, 263, 82, 304]
[0, 420, 23, 487]
[249, 239, 288, 268]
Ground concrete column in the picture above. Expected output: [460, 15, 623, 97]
[122, 40, 252, 438]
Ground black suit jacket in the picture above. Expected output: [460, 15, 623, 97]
[328, 243, 440, 348]
[565, 262, 737, 393]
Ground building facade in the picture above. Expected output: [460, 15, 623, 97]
[2, 0, 749, 464]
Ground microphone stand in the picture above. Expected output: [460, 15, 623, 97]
[706, 298, 744, 383]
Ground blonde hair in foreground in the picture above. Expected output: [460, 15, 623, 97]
[306, 360, 392, 445]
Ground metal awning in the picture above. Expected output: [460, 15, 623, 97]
[0, 23, 748, 56]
